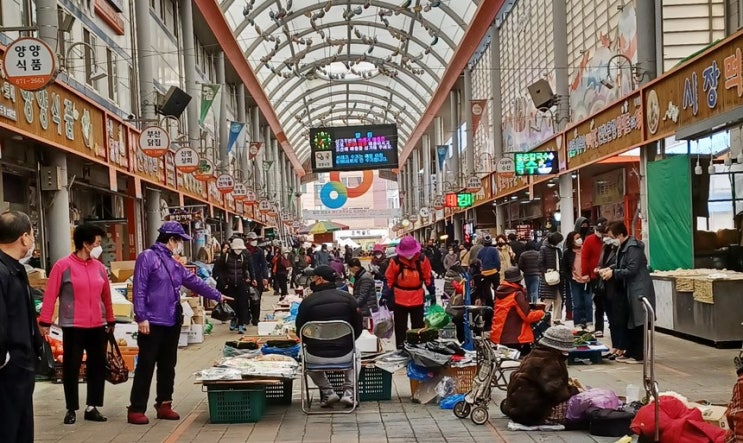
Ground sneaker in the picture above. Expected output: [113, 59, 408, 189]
[621, 357, 643, 365]
[63, 410, 76, 425]
[340, 389, 355, 407]
[229, 318, 237, 331]
[319, 390, 340, 407]
[237, 325, 245, 334]
[594, 331, 604, 338]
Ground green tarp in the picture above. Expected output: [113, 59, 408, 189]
[647, 155, 694, 271]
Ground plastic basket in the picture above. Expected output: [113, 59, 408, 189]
[326, 365, 392, 401]
[206, 385, 266, 424]
[265, 379, 294, 405]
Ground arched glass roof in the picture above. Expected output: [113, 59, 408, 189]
[221, 0, 480, 164]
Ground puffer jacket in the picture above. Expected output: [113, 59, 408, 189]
[353, 268, 378, 317]
[245, 246, 268, 282]
[385, 254, 434, 307]
[133, 243, 223, 326]
[213, 250, 252, 290]
[538, 243, 562, 300]
[613, 237, 656, 328]
[490, 282, 545, 346]
[503, 345, 577, 426]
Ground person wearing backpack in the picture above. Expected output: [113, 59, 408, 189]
[385, 236, 436, 349]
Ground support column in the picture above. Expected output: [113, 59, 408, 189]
[180, 0, 199, 147]
[449, 91, 461, 187]
[237, 87, 250, 181]
[264, 127, 273, 199]
[412, 149, 421, 213]
[422, 134, 432, 206]
[216, 52, 228, 173]
[463, 69, 475, 177]
[491, 25, 507, 233]
[252, 110, 262, 192]
[434, 116, 443, 196]
[553, 0, 573, 236]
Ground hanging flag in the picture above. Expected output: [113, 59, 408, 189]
[471, 99, 488, 136]
[199, 84, 220, 126]
[248, 142, 263, 160]
[226, 121, 245, 154]
[436, 145, 448, 170]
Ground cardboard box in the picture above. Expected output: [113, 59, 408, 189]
[119, 346, 138, 375]
[188, 324, 204, 344]
[695, 404, 728, 430]
[113, 323, 139, 347]
[186, 297, 201, 309]
[110, 261, 136, 283]
[191, 315, 205, 326]
[112, 302, 133, 320]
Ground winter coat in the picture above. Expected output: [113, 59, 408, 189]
[598, 244, 627, 327]
[517, 250, 540, 277]
[296, 282, 363, 358]
[538, 243, 562, 300]
[272, 254, 290, 276]
[581, 233, 604, 279]
[385, 254, 434, 307]
[477, 245, 501, 276]
[370, 256, 389, 281]
[443, 252, 459, 271]
[314, 250, 331, 267]
[213, 250, 252, 290]
[132, 243, 223, 327]
[490, 282, 545, 346]
[245, 246, 269, 282]
[353, 268, 377, 317]
[613, 237, 656, 328]
[510, 240, 527, 263]
[503, 345, 576, 426]
[39, 254, 114, 329]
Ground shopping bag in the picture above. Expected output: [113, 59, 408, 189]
[211, 302, 236, 322]
[35, 338, 55, 377]
[105, 333, 129, 385]
[424, 304, 451, 329]
[372, 304, 394, 339]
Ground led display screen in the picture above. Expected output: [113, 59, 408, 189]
[310, 124, 398, 172]
[513, 151, 559, 176]
[445, 193, 474, 208]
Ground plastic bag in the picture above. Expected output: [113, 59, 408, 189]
[404, 344, 452, 368]
[424, 304, 451, 329]
[372, 304, 394, 339]
[440, 394, 466, 410]
[406, 362, 435, 381]
[211, 302, 235, 322]
[289, 302, 300, 316]
[223, 345, 262, 358]
[261, 343, 301, 359]
[435, 376, 456, 398]
[35, 339, 55, 377]
[566, 388, 621, 421]
[204, 318, 213, 335]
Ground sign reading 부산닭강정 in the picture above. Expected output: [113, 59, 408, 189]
[139, 126, 170, 158]
[2, 37, 56, 91]
[513, 151, 559, 176]
[566, 91, 643, 169]
[309, 124, 398, 172]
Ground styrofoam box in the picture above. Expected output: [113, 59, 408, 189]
[258, 321, 280, 335]
[188, 324, 204, 344]
[113, 323, 139, 347]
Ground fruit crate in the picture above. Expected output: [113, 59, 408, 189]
[327, 365, 392, 401]
[265, 379, 294, 405]
[205, 384, 266, 424]
[53, 362, 86, 384]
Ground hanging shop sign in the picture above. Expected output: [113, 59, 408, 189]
[215, 174, 235, 194]
[248, 141, 262, 160]
[2, 37, 56, 91]
[592, 168, 626, 206]
[419, 207, 431, 219]
[267, 203, 279, 217]
[566, 91, 643, 169]
[244, 190, 258, 205]
[139, 125, 170, 158]
[258, 199, 272, 214]
[232, 182, 247, 201]
[496, 157, 515, 175]
[514, 151, 559, 176]
[174, 147, 199, 173]
[432, 195, 445, 210]
[445, 193, 474, 208]
[164, 151, 176, 186]
[106, 116, 128, 169]
[465, 175, 482, 192]
[193, 158, 214, 182]
[644, 31, 743, 140]
[494, 173, 528, 199]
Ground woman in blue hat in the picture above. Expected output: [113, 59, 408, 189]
[127, 222, 232, 425]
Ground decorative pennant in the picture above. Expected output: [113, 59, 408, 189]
[199, 84, 220, 126]
[248, 142, 263, 160]
[471, 99, 488, 135]
[226, 122, 245, 155]
[436, 145, 448, 170]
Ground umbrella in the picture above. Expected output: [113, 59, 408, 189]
[298, 220, 350, 235]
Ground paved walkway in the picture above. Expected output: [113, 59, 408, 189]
[33, 290, 738, 442]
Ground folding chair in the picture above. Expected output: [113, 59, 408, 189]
[300, 320, 359, 414]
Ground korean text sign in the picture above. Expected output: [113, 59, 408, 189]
[309, 124, 398, 172]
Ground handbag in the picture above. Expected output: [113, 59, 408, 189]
[105, 332, 130, 384]
[211, 302, 236, 322]
[544, 249, 561, 286]
[35, 338, 55, 377]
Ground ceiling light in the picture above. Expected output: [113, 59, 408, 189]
[708, 163, 716, 175]
[694, 159, 703, 175]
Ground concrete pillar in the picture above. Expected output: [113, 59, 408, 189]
[490, 25, 507, 233]
[422, 134, 432, 205]
[553, 0, 573, 236]
[264, 127, 273, 198]
[216, 52, 228, 173]
[434, 117, 443, 196]
[463, 69, 475, 177]
[237, 87, 249, 182]
[252, 109, 262, 192]
[180, 0, 199, 146]
[412, 149, 420, 213]
[272, 140, 280, 201]
[450, 91, 460, 188]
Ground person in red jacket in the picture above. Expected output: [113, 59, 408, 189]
[580, 218, 607, 336]
[39, 224, 114, 425]
[490, 267, 545, 355]
[385, 236, 435, 349]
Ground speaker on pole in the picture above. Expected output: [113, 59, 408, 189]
[157, 86, 192, 118]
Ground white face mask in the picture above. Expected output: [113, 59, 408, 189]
[250, 240, 258, 247]
[575, 238, 583, 247]
[603, 236, 614, 245]
[90, 245, 103, 259]
[173, 241, 184, 255]
[20, 241, 34, 264]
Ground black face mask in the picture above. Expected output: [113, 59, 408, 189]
[580, 227, 589, 236]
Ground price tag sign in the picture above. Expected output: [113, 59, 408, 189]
[174, 147, 199, 173]
[2, 37, 56, 91]
[232, 183, 247, 200]
[215, 174, 235, 194]
[258, 199, 271, 214]
[139, 126, 170, 158]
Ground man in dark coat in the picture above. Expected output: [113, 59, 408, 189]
[502, 325, 578, 426]
[296, 265, 363, 407]
[244, 232, 268, 326]
[600, 221, 655, 364]
[348, 258, 377, 319]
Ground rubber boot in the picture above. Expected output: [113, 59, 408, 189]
[154, 401, 180, 420]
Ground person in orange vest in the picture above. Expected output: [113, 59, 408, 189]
[385, 236, 436, 349]
[490, 267, 546, 356]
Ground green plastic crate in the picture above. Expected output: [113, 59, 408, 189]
[327, 366, 392, 401]
[206, 385, 266, 423]
[265, 379, 294, 405]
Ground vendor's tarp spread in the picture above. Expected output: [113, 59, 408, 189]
[648, 155, 694, 271]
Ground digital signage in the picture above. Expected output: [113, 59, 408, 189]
[513, 151, 559, 176]
[445, 193, 474, 208]
[310, 124, 398, 172]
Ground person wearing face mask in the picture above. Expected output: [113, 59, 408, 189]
[496, 234, 516, 270]
[595, 230, 628, 360]
[0, 211, 44, 443]
[563, 231, 591, 330]
[574, 216, 591, 240]
[581, 218, 608, 337]
[244, 232, 269, 326]
[39, 224, 113, 424]
[443, 245, 459, 271]
[127, 222, 232, 425]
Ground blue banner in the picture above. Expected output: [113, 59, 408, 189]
[226, 121, 245, 154]
[436, 145, 448, 170]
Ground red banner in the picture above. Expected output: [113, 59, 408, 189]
[248, 142, 263, 160]
[471, 99, 488, 136]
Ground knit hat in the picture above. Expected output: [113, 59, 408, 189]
[483, 234, 493, 245]
[158, 221, 191, 241]
[539, 326, 574, 352]
[503, 267, 523, 283]
[396, 236, 421, 258]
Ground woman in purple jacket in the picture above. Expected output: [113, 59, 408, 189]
[127, 222, 231, 425]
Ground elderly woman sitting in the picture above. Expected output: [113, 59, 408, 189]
[501, 325, 579, 426]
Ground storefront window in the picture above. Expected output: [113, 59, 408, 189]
[699, 165, 743, 231]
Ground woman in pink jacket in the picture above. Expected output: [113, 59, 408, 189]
[39, 224, 114, 425]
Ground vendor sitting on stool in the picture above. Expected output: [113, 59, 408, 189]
[502, 325, 579, 426]
[296, 265, 363, 407]
[490, 267, 546, 356]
